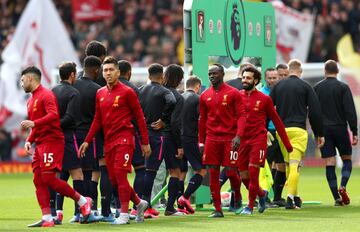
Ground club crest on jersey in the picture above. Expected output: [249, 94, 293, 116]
[113, 96, 120, 107]
[100, 97, 104, 102]
[33, 99, 38, 112]
[222, 95, 228, 106]
[207, 97, 212, 101]
[254, 100, 261, 111]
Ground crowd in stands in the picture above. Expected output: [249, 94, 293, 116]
[281, 0, 360, 62]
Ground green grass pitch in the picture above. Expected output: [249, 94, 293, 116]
[0, 167, 359, 231]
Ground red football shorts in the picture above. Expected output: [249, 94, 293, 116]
[32, 142, 64, 172]
[202, 139, 237, 167]
[105, 143, 134, 173]
[238, 139, 267, 171]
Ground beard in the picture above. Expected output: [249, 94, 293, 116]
[242, 82, 255, 91]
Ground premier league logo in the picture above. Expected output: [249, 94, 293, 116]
[231, 3, 240, 50]
[225, 0, 245, 65]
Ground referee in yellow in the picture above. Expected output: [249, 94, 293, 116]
[270, 59, 325, 209]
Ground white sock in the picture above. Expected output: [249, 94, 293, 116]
[77, 196, 87, 207]
[288, 194, 294, 200]
[42, 214, 52, 222]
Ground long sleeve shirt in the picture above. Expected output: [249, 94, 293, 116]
[314, 77, 358, 135]
[84, 81, 149, 152]
[162, 87, 184, 148]
[198, 83, 246, 143]
[181, 90, 200, 141]
[26, 85, 64, 145]
[270, 75, 324, 137]
[240, 89, 292, 152]
[73, 77, 101, 131]
[138, 82, 176, 132]
[52, 81, 80, 131]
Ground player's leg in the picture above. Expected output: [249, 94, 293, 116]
[336, 126, 353, 205]
[178, 141, 206, 214]
[162, 136, 184, 216]
[131, 134, 145, 216]
[203, 139, 223, 217]
[56, 171, 70, 223]
[320, 128, 342, 205]
[142, 133, 163, 217]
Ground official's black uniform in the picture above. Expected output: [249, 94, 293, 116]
[270, 75, 323, 136]
[138, 82, 176, 170]
[73, 76, 103, 170]
[226, 78, 243, 90]
[52, 81, 81, 171]
[314, 77, 358, 157]
[162, 87, 184, 170]
[181, 90, 204, 171]
[118, 76, 143, 167]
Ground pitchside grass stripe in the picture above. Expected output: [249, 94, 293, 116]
[0, 167, 359, 232]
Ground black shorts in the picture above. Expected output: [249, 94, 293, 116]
[182, 140, 205, 171]
[266, 130, 285, 164]
[132, 133, 145, 168]
[75, 130, 103, 170]
[320, 126, 352, 158]
[62, 131, 81, 171]
[145, 132, 181, 170]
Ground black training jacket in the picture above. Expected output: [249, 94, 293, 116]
[314, 77, 358, 135]
[52, 81, 80, 131]
[270, 75, 323, 137]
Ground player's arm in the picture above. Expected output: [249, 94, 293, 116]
[24, 129, 35, 155]
[342, 85, 358, 143]
[60, 91, 80, 129]
[266, 97, 293, 152]
[198, 95, 207, 144]
[161, 90, 176, 125]
[233, 92, 246, 151]
[127, 89, 151, 157]
[80, 92, 103, 156]
[307, 85, 324, 146]
[171, 96, 184, 159]
[33, 94, 60, 127]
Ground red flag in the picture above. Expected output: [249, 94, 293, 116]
[72, 0, 113, 22]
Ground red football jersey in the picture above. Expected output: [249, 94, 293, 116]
[85, 81, 149, 152]
[198, 83, 246, 143]
[26, 85, 64, 145]
[239, 89, 292, 152]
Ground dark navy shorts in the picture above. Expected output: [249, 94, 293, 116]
[145, 132, 181, 170]
[320, 126, 352, 158]
[132, 133, 145, 168]
[62, 131, 81, 171]
[266, 130, 285, 164]
[75, 130, 103, 170]
[182, 139, 204, 171]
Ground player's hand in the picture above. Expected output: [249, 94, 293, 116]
[232, 135, 241, 151]
[267, 131, 274, 146]
[199, 143, 204, 154]
[78, 142, 89, 157]
[24, 142, 32, 155]
[176, 148, 184, 159]
[150, 119, 164, 130]
[141, 144, 151, 158]
[352, 135, 358, 146]
[316, 136, 325, 148]
[20, 120, 35, 129]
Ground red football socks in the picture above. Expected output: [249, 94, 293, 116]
[226, 169, 242, 202]
[209, 168, 222, 212]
